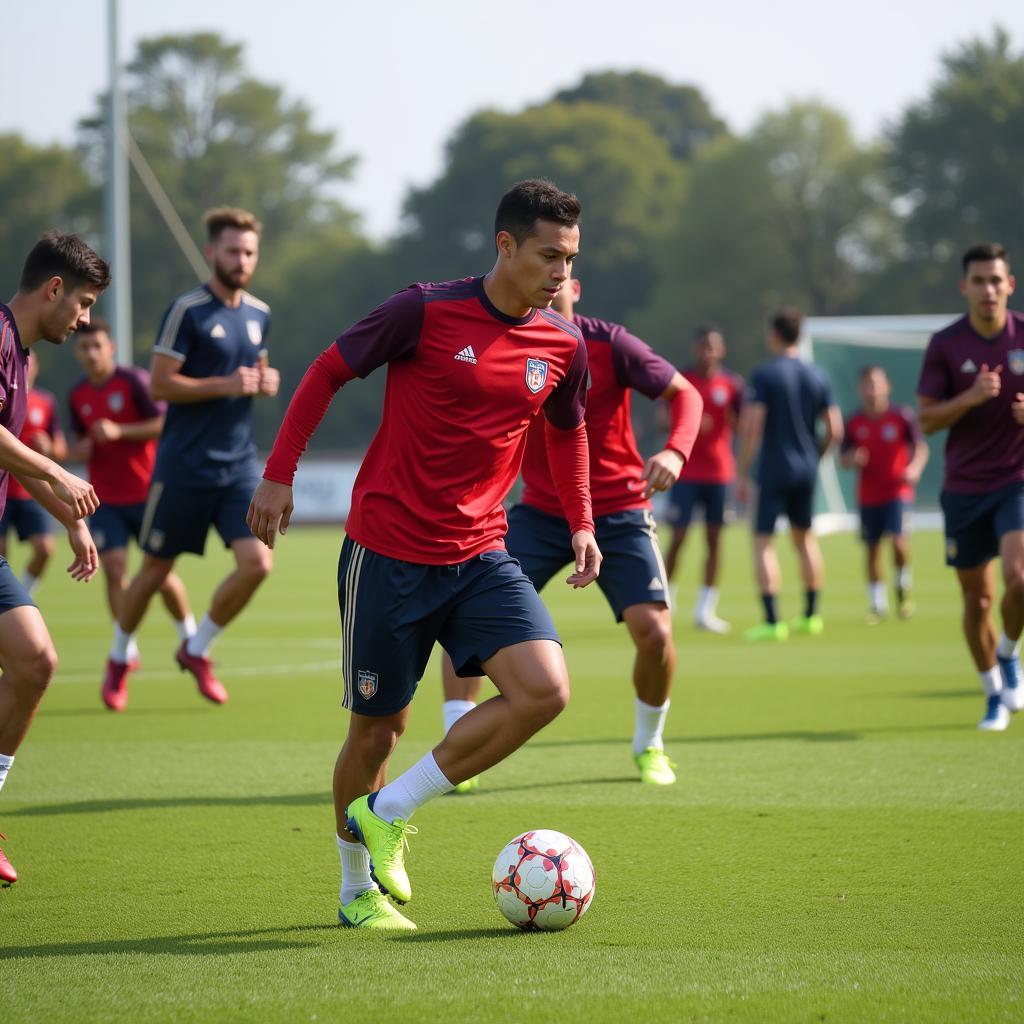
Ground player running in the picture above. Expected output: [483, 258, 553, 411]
[0, 232, 104, 884]
[101, 208, 278, 707]
[0, 351, 68, 595]
[737, 308, 842, 640]
[69, 319, 196, 711]
[439, 275, 702, 790]
[840, 365, 929, 623]
[248, 180, 602, 930]
[917, 242, 1024, 732]
[663, 325, 743, 632]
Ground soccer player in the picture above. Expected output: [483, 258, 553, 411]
[0, 351, 68, 595]
[0, 232, 104, 884]
[840, 365, 929, 623]
[663, 325, 743, 632]
[248, 180, 602, 930]
[69, 319, 196, 711]
[439, 275, 702, 790]
[917, 242, 1024, 732]
[737, 308, 842, 640]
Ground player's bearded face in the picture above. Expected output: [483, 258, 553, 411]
[210, 229, 260, 291]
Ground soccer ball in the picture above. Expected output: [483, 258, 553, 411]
[491, 829, 596, 931]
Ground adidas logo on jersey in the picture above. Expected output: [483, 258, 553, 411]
[210, 323, 227, 338]
[960, 358, 977, 373]
[454, 346, 478, 364]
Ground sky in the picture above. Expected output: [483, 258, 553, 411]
[4, 1, 1022, 239]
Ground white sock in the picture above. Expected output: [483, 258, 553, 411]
[443, 699, 475, 736]
[187, 614, 222, 658]
[337, 834, 374, 904]
[176, 613, 197, 641]
[869, 582, 888, 613]
[126, 637, 140, 663]
[22, 572, 39, 596]
[979, 667, 1002, 697]
[372, 752, 454, 823]
[694, 586, 717, 620]
[110, 625, 134, 664]
[0, 753, 13, 794]
[633, 697, 670, 756]
[997, 633, 1022, 660]
[897, 567, 912, 591]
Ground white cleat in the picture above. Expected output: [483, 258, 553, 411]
[695, 613, 731, 634]
[978, 694, 1010, 732]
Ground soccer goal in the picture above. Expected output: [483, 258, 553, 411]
[802, 314, 957, 534]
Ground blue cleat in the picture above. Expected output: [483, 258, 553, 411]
[978, 693, 1010, 732]
[997, 655, 1024, 712]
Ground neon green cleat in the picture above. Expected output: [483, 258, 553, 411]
[345, 794, 416, 904]
[789, 614, 824, 635]
[451, 775, 480, 795]
[338, 889, 417, 930]
[634, 747, 677, 785]
[742, 621, 789, 642]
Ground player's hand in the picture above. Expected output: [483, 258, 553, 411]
[853, 446, 869, 467]
[227, 366, 262, 397]
[968, 363, 1002, 405]
[902, 466, 922, 485]
[28, 431, 52, 456]
[258, 366, 280, 398]
[642, 449, 685, 499]
[90, 418, 123, 443]
[65, 521, 98, 582]
[50, 466, 99, 520]
[1012, 392, 1024, 425]
[247, 478, 293, 549]
[566, 530, 601, 588]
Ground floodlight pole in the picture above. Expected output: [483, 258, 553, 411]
[105, 0, 133, 366]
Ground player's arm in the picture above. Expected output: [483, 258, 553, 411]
[15, 474, 98, 582]
[917, 342, 1001, 432]
[902, 409, 930, 484]
[257, 348, 280, 398]
[91, 415, 165, 444]
[819, 405, 843, 456]
[643, 372, 703, 498]
[149, 352, 259, 404]
[0, 424, 97, 520]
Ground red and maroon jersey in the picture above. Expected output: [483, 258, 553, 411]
[336, 278, 588, 563]
[842, 405, 922, 506]
[0, 304, 29, 516]
[679, 367, 743, 484]
[8, 389, 62, 501]
[68, 367, 163, 505]
[520, 315, 675, 518]
[918, 311, 1024, 494]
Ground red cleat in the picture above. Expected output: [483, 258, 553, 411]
[0, 833, 17, 884]
[175, 642, 228, 704]
[102, 658, 132, 712]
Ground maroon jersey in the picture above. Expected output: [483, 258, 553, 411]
[0, 304, 29, 516]
[68, 367, 163, 505]
[679, 367, 743, 484]
[917, 312, 1024, 494]
[8, 389, 61, 501]
[842, 405, 922, 506]
[520, 315, 675, 518]
[336, 278, 588, 563]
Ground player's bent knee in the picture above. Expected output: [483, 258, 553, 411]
[12, 644, 58, 701]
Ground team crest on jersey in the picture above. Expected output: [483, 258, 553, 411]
[29, 408, 44, 426]
[246, 320, 263, 346]
[882, 423, 898, 442]
[1009, 350, 1024, 375]
[711, 386, 729, 406]
[356, 669, 378, 700]
[525, 358, 549, 394]
[107, 392, 124, 413]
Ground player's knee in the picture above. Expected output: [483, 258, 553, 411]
[357, 718, 404, 764]
[532, 674, 570, 724]
[963, 587, 993, 618]
[14, 644, 58, 701]
[240, 549, 273, 585]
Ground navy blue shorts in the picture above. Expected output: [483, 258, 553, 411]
[139, 475, 258, 559]
[755, 479, 815, 534]
[941, 482, 1024, 569]
[665, 481, 727, 528]
[860, 500, 905, 544]
[0, 554, 34, 613]
[506, 504, 669, 622]
[0, 498, 52, 541]
[90, 501, 147, 555]
[338, 538, 560, 717]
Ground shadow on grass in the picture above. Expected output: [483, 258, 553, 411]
[486, 775, 637, 795]
[40, 707, 211, 718]
[0, 923, 338, 961]
[10, 791, 332, 818]
[390, 927, 521, 943]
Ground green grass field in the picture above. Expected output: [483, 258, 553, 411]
[1, 525, 1021, 1023]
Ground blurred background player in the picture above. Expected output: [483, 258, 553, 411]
[102, 207, 278, 707]
[840, 365, 929, 623]
[0, 232, 104, 884]
[69, 318, 196, 711]
[737, 308, 842, 641]
[663, 324, 743, 633]
[439, 275, 702, 789]
[917, 242, 1024, 732]
[0, 352, 67, 596]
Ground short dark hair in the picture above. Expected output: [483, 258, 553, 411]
[19, 231, 111, 293]
[494, 179, 581, 247]
[75, 316, 112, 338]
[694, 323, 722, 340]
[204, 207, 262, 241]
[859, 363, 887, 381]
[962, 242, 1010, 274]
[770, 307, 803, 346]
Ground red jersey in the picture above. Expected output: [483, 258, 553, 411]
[329, 279, 588, 564]
[520, 315, 676, 518]
[8, 389, 61, 501]
[679, 368, 743, 484]
[68, 367, 163, 505]
[842, 404, 922, 506]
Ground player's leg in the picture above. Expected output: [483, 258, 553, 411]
[158, 572, 196, 642]
[694, 485, 729, 632]
[891, 501, 913, 618]
[995, 520, 1024, 714]
[663, 481, 695, 586]
[22, 533, 54, 597]
[744, 486, 787, 640]
[866, 539, 887, 622]
[787, 482, 824, 635]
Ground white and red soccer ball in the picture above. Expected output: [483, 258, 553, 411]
[491, 829, 596, 931]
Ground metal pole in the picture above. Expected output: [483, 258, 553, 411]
[105, 0, 132, 366]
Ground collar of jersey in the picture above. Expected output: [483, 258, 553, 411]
[472, 277, 537, 328]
